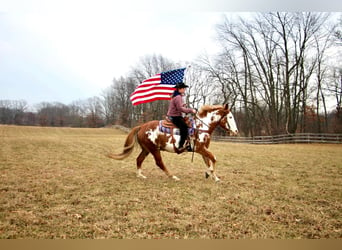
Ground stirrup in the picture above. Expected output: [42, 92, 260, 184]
[176, 143, 193, 153]
[175, 146, 186, 154]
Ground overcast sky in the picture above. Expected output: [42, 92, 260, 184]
[1, 0, 341, 106]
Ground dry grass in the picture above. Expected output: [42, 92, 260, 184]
[0, 125, 341, 239]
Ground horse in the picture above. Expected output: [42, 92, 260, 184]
[107, 104, 238, 182]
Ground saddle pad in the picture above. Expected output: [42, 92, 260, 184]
[159, 118, 195, 136]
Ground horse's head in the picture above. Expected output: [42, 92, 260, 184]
[197, 104, 238, 136]
[219, 104, 238, 136]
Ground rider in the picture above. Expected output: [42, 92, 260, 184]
[167, 82, 197, 152]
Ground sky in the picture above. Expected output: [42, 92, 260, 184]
[0, 0, 341, 107]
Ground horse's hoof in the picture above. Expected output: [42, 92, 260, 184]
[172, 176, 180, 181]
[137, 174, 147, 179]
[205, 172, 210, 179]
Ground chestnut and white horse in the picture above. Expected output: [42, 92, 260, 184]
[107, 104, 238, 182]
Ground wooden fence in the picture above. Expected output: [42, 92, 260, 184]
[213, 133, 342, 144]
[112, 125, 342, 144]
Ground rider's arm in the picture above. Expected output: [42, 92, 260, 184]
[174, 96, 196, 114]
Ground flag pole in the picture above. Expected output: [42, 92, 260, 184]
[184, 64, 191, 84]
[184, 65, 196, 162]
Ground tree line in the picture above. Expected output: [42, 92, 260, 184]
[1, 13, 341, 135]
[0, 98, 105, 128]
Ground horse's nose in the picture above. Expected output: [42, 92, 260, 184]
[231, 130, 238, 136]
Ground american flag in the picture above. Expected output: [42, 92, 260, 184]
[130, 68, 186, 106]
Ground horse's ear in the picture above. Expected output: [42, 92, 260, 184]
[223, 104, 229, 110]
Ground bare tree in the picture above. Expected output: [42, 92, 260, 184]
[185, 63, 215, 109]
[36, 102, 70, 127]
[84, 97, 104, 127]
[310, 18, 337, 133]
[101, 85, 117, 125]
[203, 12, 336, 136]
[0, 99, 28, 125]
[68, 100, 87, 127]
[112, 77, 136, 126]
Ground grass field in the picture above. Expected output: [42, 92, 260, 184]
[0, 125, 341, 239]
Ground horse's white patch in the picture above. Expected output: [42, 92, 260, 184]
[209, 164, 214, 171]
[212, 113, 221, 122]
[146, 126, 180, 152]
[197, 111, 221, 131]
[137, 169, 147, 179]
[164, 135, 180, 152]
[146, 127, 159, 144]
[198, 132, 209, 143]
[172, 175, 180, 181]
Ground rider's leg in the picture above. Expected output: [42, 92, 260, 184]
[171, 116, 188, 148]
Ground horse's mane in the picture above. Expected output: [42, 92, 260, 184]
[198, 105, 224, 117]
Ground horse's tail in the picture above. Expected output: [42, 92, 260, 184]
[107, 126, 141, 160]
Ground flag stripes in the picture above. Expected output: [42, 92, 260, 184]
[130, 68, 186, 106]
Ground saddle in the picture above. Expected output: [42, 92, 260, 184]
[159, 116, 195, 136]
[159, 116, 196, 154]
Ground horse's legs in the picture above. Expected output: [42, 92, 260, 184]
[202, 155, 211, 178]
[151, 150, 180, 181]
[200, 149, 220, 182]
[136, 149, 149, 178]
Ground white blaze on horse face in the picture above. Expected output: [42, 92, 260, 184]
[226, 113, 238, 135]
